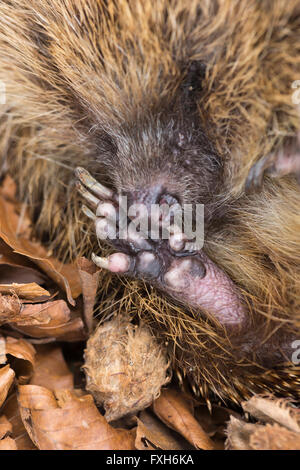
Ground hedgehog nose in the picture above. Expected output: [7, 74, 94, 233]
[125, 187, 180, 227]
[126, 186, 179, 216]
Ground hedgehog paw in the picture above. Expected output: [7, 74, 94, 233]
[75, 167, 248, 328]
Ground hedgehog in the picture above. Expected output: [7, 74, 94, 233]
[0, 0, 299, 406]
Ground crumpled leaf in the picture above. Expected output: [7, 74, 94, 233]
[194, 402, 240, 447]
[30, 344, 74, 391]
[226, 395, 300, 450]
[1, 393, 37, 450]
[5, 336, 36, 384]
[0, 364, 15, 407]
[0, 283, 50, 300]
[242, 395, 300, 433]
[135, 410, 191, 450]
[0, 241, 48, 286]
[226, 416, 264, 450]
[77, 257, 101, 333]
[0, 436, 17, 449]
[18, 385, 136, 450]
[9, 300, 86, 342]
[0, 415, 17, 449]
[0, 294, 20, 324]
[0, 415, 12, 439]
[250, 423, 300, 450]
[153, 389, 215, 450]
[0, 335, 36, 384]
[0, 179, 81, 305]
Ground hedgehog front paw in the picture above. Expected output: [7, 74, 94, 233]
[245, 133, 300, 192]
[75, 167, 248, 328]
[75, 167, 199, 282]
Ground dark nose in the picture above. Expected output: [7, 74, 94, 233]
[125, 186, 180, 226]
[126, 185, 179, 208]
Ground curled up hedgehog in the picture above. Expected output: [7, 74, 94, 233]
[0, 0, 300, 406]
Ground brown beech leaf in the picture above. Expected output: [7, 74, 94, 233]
[0, 294, 20, 324]
[225, 416, 264, 450]
[30, 344, 74, 391]
[250, 423, 300, 450]
[77, 257, 101, 333]
[1, 393, 36, 450]
[0, 436, 17, 450]
[10, 300, 86, 342]
[5, 336, 36, 384]
[18, 385, 136, 450]
[0, 262, 48, 288]
[0, 335, 6, 363]
[135, 410, 191, 450]
[153, 389, 215, 450]
[0, 192, 81, 305]
[0, 415, 12, 439]
[0, 414, 17, 449]
[0, 283, 50, 300]
[0, 365, 15, 407]
[0, 239, 48, 284]
[0, 296, 71, 326]
[242, 395, 300, 433]
[194, 403, 240, 442]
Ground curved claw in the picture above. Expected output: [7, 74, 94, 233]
[75, 167, 114, 199]
[76, 181, 100, 208]
[81, 204, 96, 220]
[92, 252, 131, 273]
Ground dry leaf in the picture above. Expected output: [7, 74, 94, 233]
[0, 415, 12, 439]
[0, 283, 50, 300]
[77, 257, 101, 333]
[18, 385, 136, 450]
[0, 414, 16, 449]
[1, 393, 36, 449]
[226, 395, 300, 450]
[5, 336, 36, 384]
[226, 417, 300, 450]
[0, 263, 48, 287]
[30, 344, 74, 391]
[10, 300, 86, 342]
[242, 395, 300, 433]
[135, 410, 190, 450]
[225, 416, 264, 450]
[0, 436, 17, 450]
[250, 423, 300, 450]
[194, 402, 240, 444]
[0, 192, 81, 305]
[0, 297, 74, 328]
[0, 365, 15, 407]
[153, 389, 215, 450]
[0, 335, 36, 384]
[0, 294, 20, 323]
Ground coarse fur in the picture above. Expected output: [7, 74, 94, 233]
[0, 0, 299, 404]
